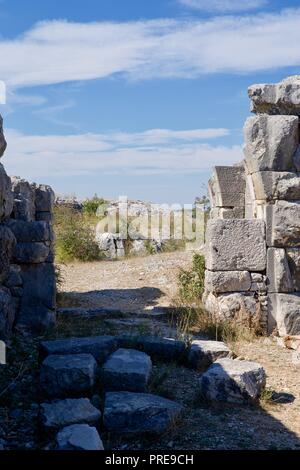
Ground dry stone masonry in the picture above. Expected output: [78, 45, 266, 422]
[204, 76, 300, 337]
[0, 115, 56, 338]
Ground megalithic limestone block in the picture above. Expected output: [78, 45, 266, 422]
[208, 166, 245, 208]
[266, 201, 300, 247]
[268, 293, 300, 336]
[243, 115, 299, 173]
[0, 164, 13, 221]
[250, 171, 300, 202]
[248, 76, 300, 116]
[267, 248, 293, 293]
[0, 115, 7, 157]
[286, 249, 300, 292]
[204, 270, 251, 293]
[206, 219, 266, 271]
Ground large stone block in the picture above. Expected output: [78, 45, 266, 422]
[0, 115, 7, 157]
[40, 354, 97, 398]
[188, 340, 231, 370]
[5, 219, 50, 242]
[0, 226, 16, 283]
[56, 424, 104, 451]
[103, 392, 183, 434]
[203, 291, 259, 320]
[40, 336, 118, 364]
[206, 219, 266, 271]
[248, 76, 300, 116]
[102, 348, 152, 392]
[14, 242, 49, 263]
[199, 358, 266, 403]
[11, 177, 36, 221]
[208, 166, 245, 208]
[268, 293, 300, 336]
[210, 207, 245, 220]
[205, 270, 251, 293]
[267, 248, 293, 293]
[251, 171, 300, 201]
[0, 164, 13, 220]
[266, 201, 300, 247]
[117, 335, 186, 362]
[286, 249, 300, 291]
[244, 115, 299, 173]
[35, 184, 55, 212]
[0, 286, 15, 339]
[40, 398, 101, 430]
[3, 264, 22, 288]
[17, 263, 56, 332]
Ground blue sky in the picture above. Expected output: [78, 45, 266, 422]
[0, 0, 300, 203]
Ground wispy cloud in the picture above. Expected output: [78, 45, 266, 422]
[178, 0, 268, 13]
[3, 127, 240, 180]
[0, 8, 299, 89]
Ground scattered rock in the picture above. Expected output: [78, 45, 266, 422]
[56, 424, 104, 450]
[188, 340, 231, 370]
[40, 398, 101, 430]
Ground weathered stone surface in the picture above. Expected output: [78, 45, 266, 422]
[248, 76, 300, 116]
[188, 340, 231, 370]
[267, 248, 293, 293]
[244, 115, 299, 173]
[96, 233, 125, 259]
[0, 287, 15, 339]
[204, 270, 251, 293]
[40, 336, 118, 364]
[199, 358, 266, 403]
[56, 424, 104, 450]
[0, 226, 16, 283]
[40, 354, 97, 398]
[11, 177, 35, 221]
[210, 207, 245, 219]
[129, 240, 148, 255]
[40, 398, 101, 430]
[203, 291, 258, 320]
[269, 293, 300, 336]
[206, 219, 266, 271]
[266, 201, 300, 247]
[0, 115, 7, 157]
[208, 166, 245, 208]
[102, 348, 152, 392]
[14, 242, 49, 263]
[35, 184, 55, 212]
[36, 211, 53, 222]
[117, 335, 186, 362]
[3, 264, 22, 288]
[0, 164, 13, 220]
[5, 219, 50, 242]
[103, 392, 183, 434]
[286, 249, 300, 291]
[18, 263, 56, 332]
[251, 171, 300, 201]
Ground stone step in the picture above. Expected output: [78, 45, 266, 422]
[117, 335, 187, 362]
[57, 306, 170, 320]
[103, 391, 183, 434]
[188, 340, 232, 370]
[40, 398, 101, 430]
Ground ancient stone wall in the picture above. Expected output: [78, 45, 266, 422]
[0, 115, 56, 338]
[204, 76, 300, 337]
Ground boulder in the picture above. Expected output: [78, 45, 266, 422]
[286, 249, 300, 291]
[205, 270, 251, 293]
[56, 424, 104, 450]
[11, 177, 35, 222]
[102, 348, 152, 392]
[250, 171, 300, 202]
[0, 115, 7, 157]
[188, 340, 231, 370]
[266, 201, 300, 247]
[0, 226, 16, 283]
[5, 219, 50, 242]
[35, 184, 55, 212]
[117, 335, 186, 362]
[203, 291, 259, 320]
[0, 164, 13, 220]
[206, 219, 266, 272]
[40, 336, 118, 364]
[0, 286, 15, 339]
[199, 358, 266, 403]
[268, 293, 300, 336]
[17, 263, 56, 332]
[267, 248, 293, 293]
[243, 115, 299, 173]
[248, 76, 300, 115]
[103, 391, 183, 434]
[13, 242, 49, 263]
[40, 354, 97, 398]
[40, 398, 101, 430]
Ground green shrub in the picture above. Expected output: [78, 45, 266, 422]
[178, 253, 205, 302]
[82, 194, 107, 216]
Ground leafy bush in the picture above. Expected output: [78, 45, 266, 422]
[178, 253, 205, 302]
[82, 194, 107, 216]
[54, 205, 104, 263]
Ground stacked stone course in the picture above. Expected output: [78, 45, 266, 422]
[0, 116, 56, 338]
[204, 76, 300, 336]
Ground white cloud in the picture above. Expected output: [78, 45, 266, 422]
[178, 0, 267, 13]
[2, 127, 241, 180]
[0, 9, 300, 88]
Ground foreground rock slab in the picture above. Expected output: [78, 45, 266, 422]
[40, 336, 118, 364]
[188, 340, 231, 370]
[199, 358, 266, 403]
[40, 398, 101, 430]
[56, 424, 104, 450]
[117, 335, 186, 362]
[40, 354, 97, 398]
[103, 391, 183, 434]
[102, 348, 152, 392]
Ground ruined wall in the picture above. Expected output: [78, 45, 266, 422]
[0, 115, 56, 338]
[204, 76, 300, 337]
